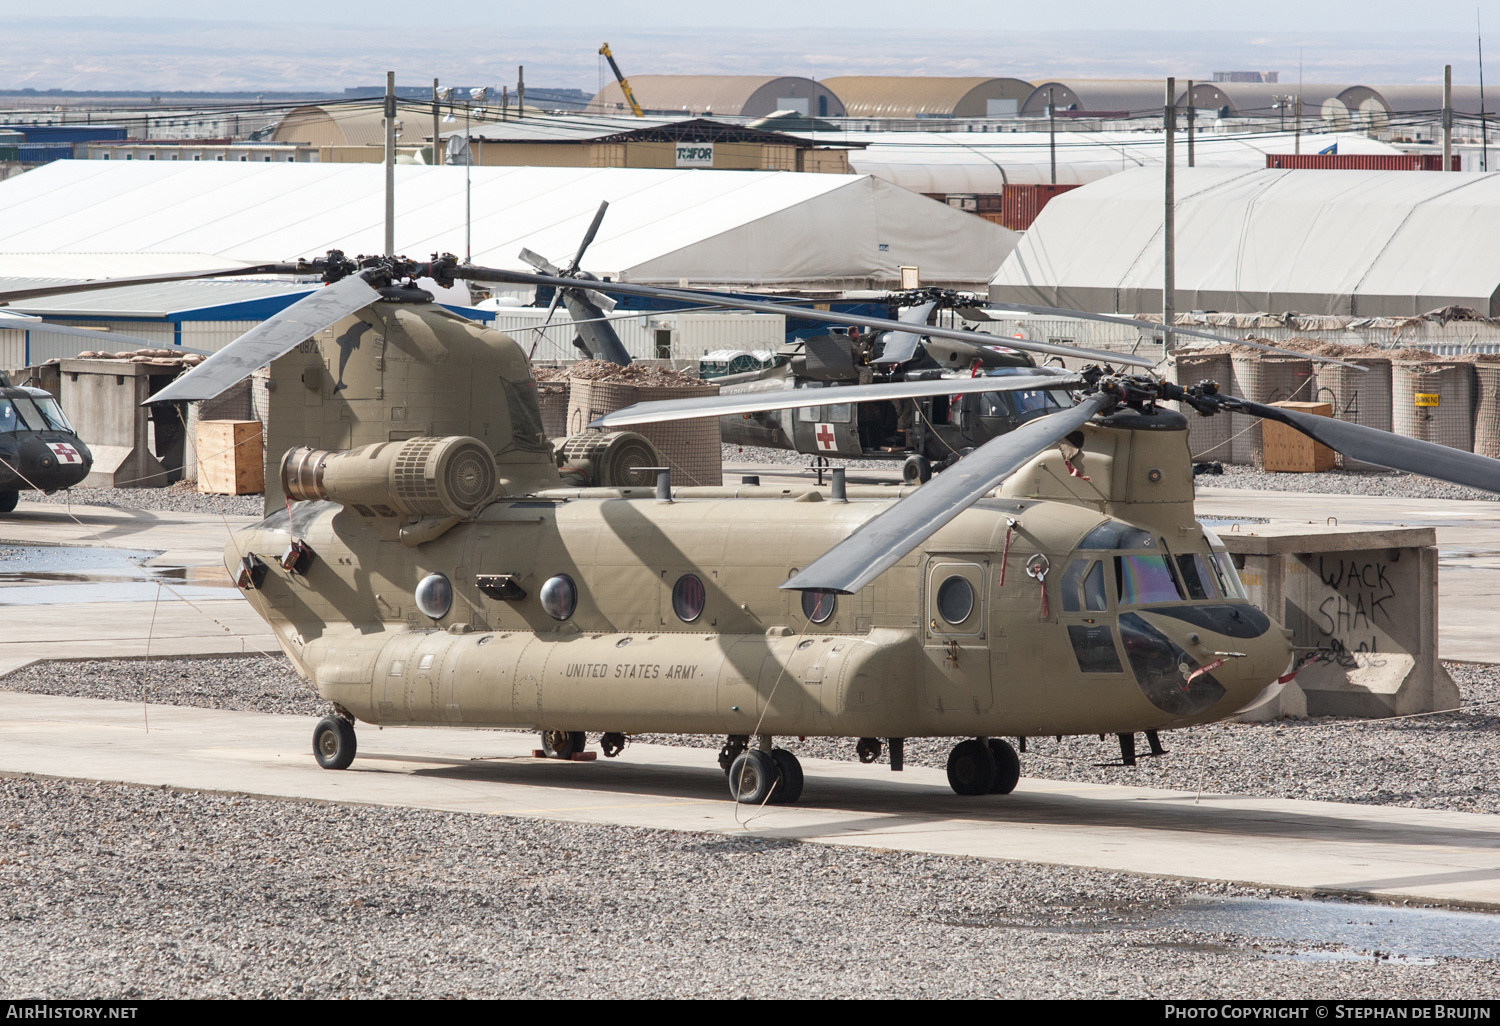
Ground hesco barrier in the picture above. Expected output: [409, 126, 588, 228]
[1393, 361, 1475, 452]
[536, 381, 569, 440]
[1170, 352, 1232, 461]
[567, 376, 723, 487]
[1471, 364, 1500, 459]
[1314, 356, 1393, 470]
[1229, 355, 1317, 465]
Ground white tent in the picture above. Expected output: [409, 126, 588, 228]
[807, 130, 1401, 193]
[0, 161, 1016, 290]
[989, 166, 1500, 317]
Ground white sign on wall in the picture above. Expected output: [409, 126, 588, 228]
[675, 143, 714, 167]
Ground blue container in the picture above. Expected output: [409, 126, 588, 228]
[18, 143, 74, 163]
[1, 125, 127, 144]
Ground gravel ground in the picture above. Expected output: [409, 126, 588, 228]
[1, 774, 1495, 999]
[27, 483, 264, 518]
[7, 656, 1500, 817]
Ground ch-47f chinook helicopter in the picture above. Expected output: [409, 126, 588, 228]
[6, 246, 1498, 804]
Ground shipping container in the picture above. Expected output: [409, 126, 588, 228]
[2, 124, 127, 144]
[999, 183, 1082, 230]
[1265, 153, 1461, 171]
[18, 143, 75, 163]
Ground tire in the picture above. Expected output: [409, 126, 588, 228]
[313, 717, 357, 770]
[540, 730, 586, 759]
[902, 455, 932, 485]
[0, 491, 17, 514]
[946, 738, 997, 795]
[988, 738, 1021, 795]
[770, 748, 804, 804]
[727, 749, 779, 804]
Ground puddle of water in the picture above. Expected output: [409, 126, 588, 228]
[1159, 897, 1500, 962]
[0, 545, 233, 604]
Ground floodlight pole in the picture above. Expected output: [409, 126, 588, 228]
[1047, 88, 1056, 185]
[384, 71, 396, 258]
[465, 97, 472, 262]
[1444, 64, 1453, 171]
[1163, 77, 1176, 354]
[433, 78, 443, 167]
[1186, 79, 1195, 167]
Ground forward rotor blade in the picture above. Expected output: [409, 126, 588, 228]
[0, 264, 302, 304]
[1234, 398, 1500, 494]
[589, 370, 1082, 428]
[872, 300, 937, 366]
[0, 314, 207, 352]
[569, 200, 609, 273]
[457, 265, 1157, 369]
[783, 392, 1112, 595]
[147, 274, 382, 404]
[518, 248, 560, 276]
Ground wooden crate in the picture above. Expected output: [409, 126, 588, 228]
[197, 419, 264, 494]
[1261, 401, 1335, 472]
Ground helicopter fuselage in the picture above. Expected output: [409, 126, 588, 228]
[0, 385, 93, 502]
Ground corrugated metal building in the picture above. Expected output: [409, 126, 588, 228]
[989, 167, 1500, 317]
[819, 77, 1033, 119]
[586, 76, 846, 118]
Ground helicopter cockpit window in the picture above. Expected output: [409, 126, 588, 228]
[1061, 559, 1113, 613]
[540, 574, 578, 621]
[1079, 520, 1156, 550]
[31, 396, 72, 432]
[0, 400, 15, 432]
[1173, 553, 1221, 601]
[1201, 527, 1248, 600]
[10, 397, 40, 431]
[1115, 555, 1186, 606]
[1083, 561, 1108, 611]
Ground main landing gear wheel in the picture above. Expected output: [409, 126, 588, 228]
[770, 748, 804, 804]
[0, 490, 17, 514]
[313, 717, 357, 770]
[600, 732, 626, 758]
[727, 749, 778, 804]
[902, 454, 932, 485]
[540, 730, 586, 759]
[946, 738, 997, 795]
[987, 738, 1021, 795]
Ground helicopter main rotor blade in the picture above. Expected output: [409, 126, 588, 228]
[147, 274, 382, 404]
[518, 248, 561, 277]
[0, 264, 304, 305]
[960, 304, 1369, 372]
[569, 200, 610, 273]
[0, 314, 209, 353]
[872, 300, 937, 366]
[782, 392, 1112, 595]
[456, 265, 1158, 369]
[589, 370, 1082, 428]
[1231, 397, 1500, 494]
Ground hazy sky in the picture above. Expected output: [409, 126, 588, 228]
[4, 2, 1500, 91]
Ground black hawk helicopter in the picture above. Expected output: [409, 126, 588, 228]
[0, 370, 92, 512]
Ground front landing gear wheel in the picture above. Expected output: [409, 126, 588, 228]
[541, 730, 586, 759]
[987, 738, 1021, 795]
[946, 738, 997, 795]
[727, 749, 778, 804]
[770, 749, 804, 804]
[313, 717, 356, 770]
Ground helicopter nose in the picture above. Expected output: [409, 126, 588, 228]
[1128, 606, 1294, 717]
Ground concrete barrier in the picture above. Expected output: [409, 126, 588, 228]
[1218, 523, 1458, 721]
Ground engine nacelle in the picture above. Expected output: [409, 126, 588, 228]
[282, 435, 496, 518]
[555, 431, 661, 487]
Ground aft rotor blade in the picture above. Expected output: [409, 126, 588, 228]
[872, 300, 937, 366]
[147, 274, 382, 404]
[783, 392, 1112, 595]
[0, 264, 303, 304]
[569, 200, 609, 273]
[590, 370, 1083, 428]
[457, 265, 1157, 369]
[1233, 398, 1500, 494]
[518, 248, 560, 276]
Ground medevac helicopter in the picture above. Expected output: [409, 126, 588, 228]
[2, 239, 1492, 804]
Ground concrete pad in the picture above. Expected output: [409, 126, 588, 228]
[6, 690, 1500, 907]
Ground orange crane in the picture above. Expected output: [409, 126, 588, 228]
[599, 42, 644, 117]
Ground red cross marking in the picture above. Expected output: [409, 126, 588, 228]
[814, 423, 837, 451]
[48, 442, 81, 464]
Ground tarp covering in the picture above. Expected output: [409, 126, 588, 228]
[989, 166, 1500, 318]
[0, 160, 1015, 289]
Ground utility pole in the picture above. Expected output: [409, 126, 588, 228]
[1294, 95, 1302, 154]
[502, 86, 509, 121]
[432, 78, 443, 166]
[518, 66, 525, 119]
[1047, 87, 1056, 185]
[384, 71, 396, 258]
[1163, 77, 1176, 354]
[1186, 79, 1195, 167]
[1444, 64, 1453, 171]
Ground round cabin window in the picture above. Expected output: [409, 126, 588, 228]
[672, 574, 706, 623]
[414, 573, 452, 619]
[936, 575, 975, 625]
[801, 589, 836, 624]
[540, 574, 577, 621]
